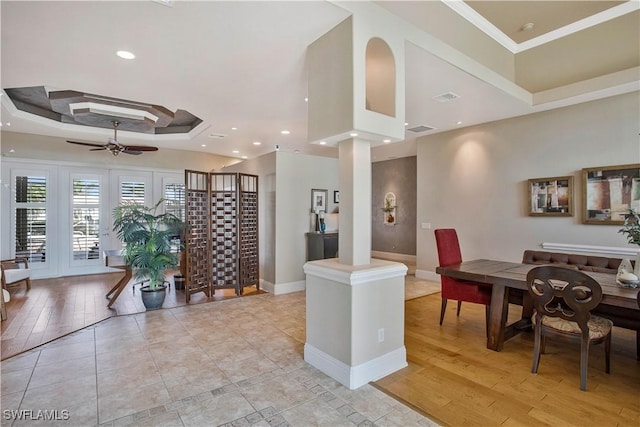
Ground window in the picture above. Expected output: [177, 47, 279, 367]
[164, 183, 185, 221]
[14, 175, 47, 263]
[121, 181, 145, 204]
[72, 177, 101, 260]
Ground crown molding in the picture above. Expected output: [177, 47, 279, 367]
[442, 0, 640, 54]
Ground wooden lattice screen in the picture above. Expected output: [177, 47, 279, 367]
[185, 170, 211, 302]
[184, 170, 259, 301]
[210, 173, 239, 292]
[239, 174, 259, 291]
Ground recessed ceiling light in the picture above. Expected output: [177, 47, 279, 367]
[294, 150, 300, 154]
[253, 141, 261, 146]
[6, 123, 10, 126]
[9, 149, 15, 153]
[304, 97, 308, 102]
[319, 141, 326, 145]
[383, 139, 391, 143]
[404, 122, 408, 126]
[350, 132, 358, 137]
[201, 144, 206, 147]
[241, 156, 248, 159]
[281, 130, 290, 135]
[116, 50, 135, 60]
[232, 150, 240, 154]
[231, 127, 237, 130]
[456, 121, 463, 125]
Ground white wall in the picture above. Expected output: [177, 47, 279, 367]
[276, 152, 339, 285]
[1, 131, 239, 171]
[416, 92, 640, 274]
[222, 153, 277, 284]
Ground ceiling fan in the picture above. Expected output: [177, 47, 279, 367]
[67, 120, 159, 156]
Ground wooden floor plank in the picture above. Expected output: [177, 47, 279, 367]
[375, 292, 640, 427]
[1, 270, 263, 360]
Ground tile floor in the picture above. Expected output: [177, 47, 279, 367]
[1, 291, 439, 427]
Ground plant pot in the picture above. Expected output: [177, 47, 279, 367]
[174, 274, 185, 290]
[140, 283, 167, 310]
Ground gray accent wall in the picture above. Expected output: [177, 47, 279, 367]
[372, 156, 417, 255]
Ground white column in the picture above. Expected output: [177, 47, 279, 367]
[338, 138, 371, 266]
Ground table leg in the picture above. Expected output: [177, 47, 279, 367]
[106, 268, 132, 308]
[487, 284, 510, 351]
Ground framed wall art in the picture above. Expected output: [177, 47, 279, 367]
[311, 188, 328, 212]
[528, 176, 573, 216]
[582, 163, 640, 225]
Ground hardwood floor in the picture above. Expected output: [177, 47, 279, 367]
[375, 293, 640, 427]
[3, 271, 638, 425]
[0, 271, 260, 360]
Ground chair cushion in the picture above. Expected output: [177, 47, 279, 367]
[537, 313, 613, 340]
[4, 269, 30, 284]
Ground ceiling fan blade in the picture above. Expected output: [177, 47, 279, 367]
[90, 147, 107, 151]
[122, 149, 142, 155]
[123, 145, 158, 152]
[67, 140, 106, 148]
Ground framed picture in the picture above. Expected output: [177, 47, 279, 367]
[311, 188, 328, 212]
[528, 176, 573, 216]
[582, 163, 640, 225]
[333, 191, 340, 203]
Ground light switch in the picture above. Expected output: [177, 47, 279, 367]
[421, 222, 431, 229]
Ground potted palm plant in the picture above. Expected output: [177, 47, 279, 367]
[112, 199, 186, 310]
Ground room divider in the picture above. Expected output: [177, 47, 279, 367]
[184, 170, 259, 302]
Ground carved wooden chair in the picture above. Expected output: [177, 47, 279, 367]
[434, 229, 491, 330]
[526, 266, 612, 391]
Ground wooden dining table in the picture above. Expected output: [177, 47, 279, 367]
[436, 259, 640, 351]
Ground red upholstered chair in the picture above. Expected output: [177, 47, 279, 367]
[434, 229, 492, 329]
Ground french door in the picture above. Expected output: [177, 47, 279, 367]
[108, 171, 153, 250]
[6, 166, 58, 278]
[65, 169, 110, 273]
[2, 161, 183, 278]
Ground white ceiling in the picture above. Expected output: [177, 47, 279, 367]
[1, 1, 637, 163]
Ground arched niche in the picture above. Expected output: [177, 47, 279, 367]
[365, 37, 396, 118]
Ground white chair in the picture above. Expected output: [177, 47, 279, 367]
[1, 257, 32, 292]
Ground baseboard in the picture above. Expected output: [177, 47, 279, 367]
[262, 279, 305, 295]
[304, 343, 407, 390]
[415, 269, 440, 281]
[371, 251, 416, 264]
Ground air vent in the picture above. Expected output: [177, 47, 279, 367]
[407, 125, 435, 133]
[208, 132, 227, 139]
[432, 92, 460, 103]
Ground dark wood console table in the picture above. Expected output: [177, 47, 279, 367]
[306, 232, 338, 261]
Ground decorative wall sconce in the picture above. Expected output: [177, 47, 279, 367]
[383, 192, 396, 225]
